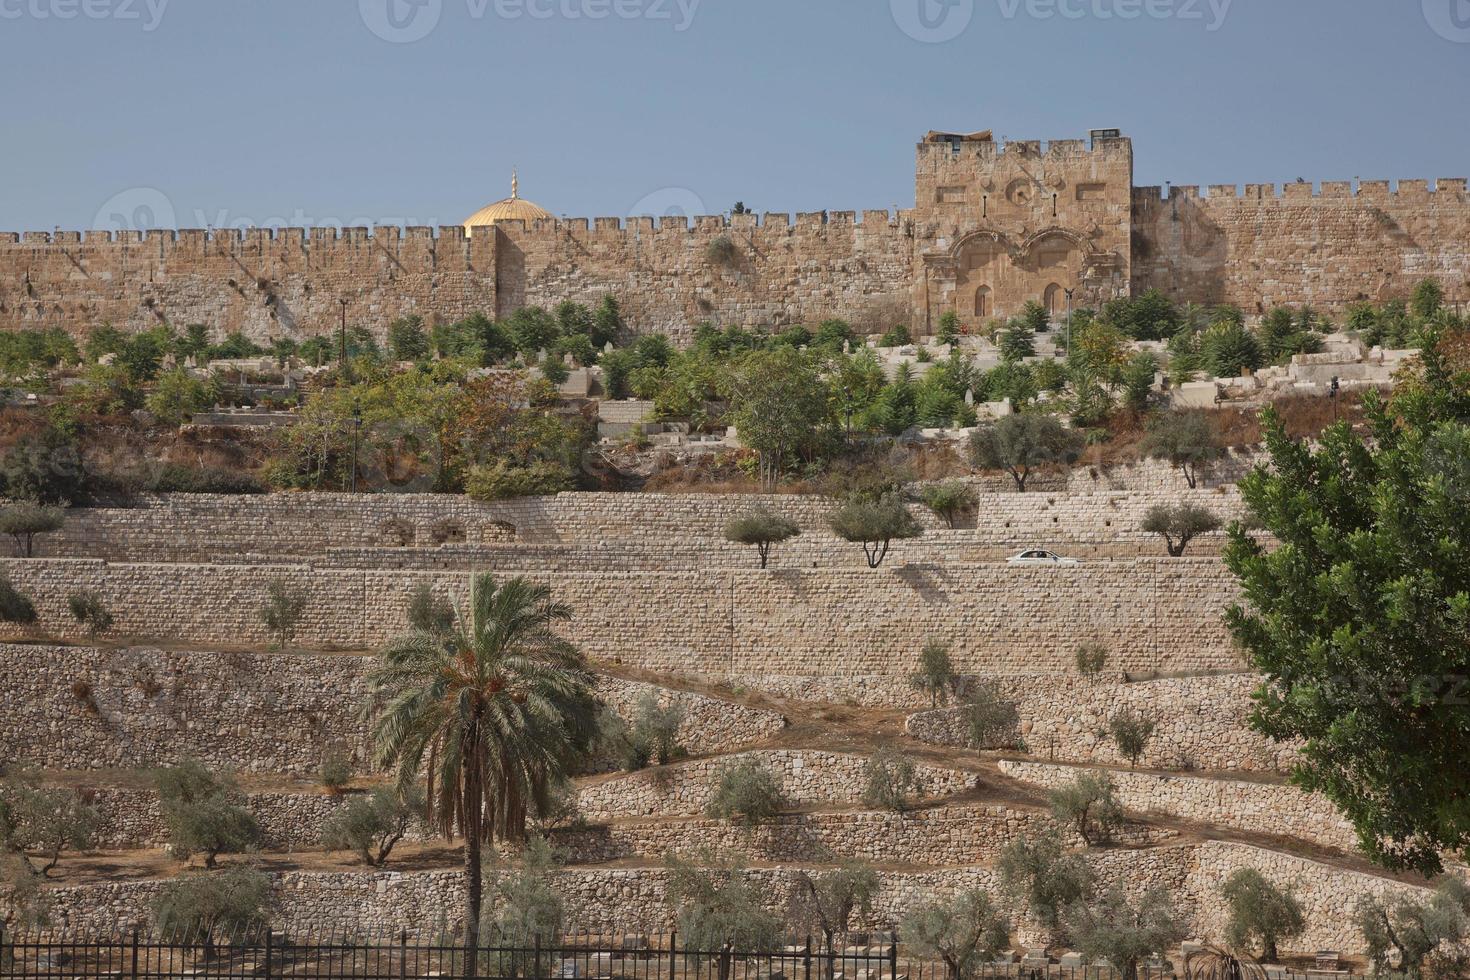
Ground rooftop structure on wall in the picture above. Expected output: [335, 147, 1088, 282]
[0, 129, 1466, 342]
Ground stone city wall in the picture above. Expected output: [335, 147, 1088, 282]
[907, 674, 1296, 774]
[38, 486, 1248, 564]
[0, 645, 780, 776]
[997, 762, 1357, 852]
[575, 750, 974, 822]
[0, 558, 1246, 676]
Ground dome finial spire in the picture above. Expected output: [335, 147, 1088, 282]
[511, 169, 519, 200]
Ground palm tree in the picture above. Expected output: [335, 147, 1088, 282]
[362, 574, 598, 975]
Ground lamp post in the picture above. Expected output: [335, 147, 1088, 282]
[338, 298, 350, 385]
[349, 400, 362, 493]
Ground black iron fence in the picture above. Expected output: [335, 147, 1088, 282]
[0, 928, 1329, 980]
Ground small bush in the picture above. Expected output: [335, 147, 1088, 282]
[878, 324, 913, 348]
[705, 236, 739, 266]
[963, 681, 1020, 750]
[0, 575, 38, 624]
[1108, 710, 1157, 768]
[319, 749, 353, 792]
[67, 590, 114, 637]
[862, 746, 921, 813]
[320, 787, 422, 867]
[146, 464, 263, 495]
[910, 638, 957, 708]
[630, 691, 686, 767]
[406, 583, 456, 635]
[919, 481, 975, 528]
[259, 577, 307, 649]
[705, 757, 786, 824]
[1075, 642, 1109, 678]
[464, 460, 573, 501]
[1048, 771, 1124, 846]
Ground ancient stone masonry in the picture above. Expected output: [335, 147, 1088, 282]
[3, 132, 1463, 341]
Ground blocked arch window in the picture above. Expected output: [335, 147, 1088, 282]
[1043, 283, 1063, 316]
[974, 286, 992, 319]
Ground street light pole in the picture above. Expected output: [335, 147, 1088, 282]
[350, 400, 362, 493]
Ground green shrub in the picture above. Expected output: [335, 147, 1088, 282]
[878, 325, 913, 348]
[724, 508, 801, 569]
[146, 464, 263, 495]
[151, 866, 272, 953]
[66, 590, 114, 637]
[665, 852, 782, 954]
[827, 494, 923, 568]
[910, 638, 956, 708]
[1048, 772, 1123, 846]
[154, 759, 261, 868]
[630, 691, 686, 767]
[320, 787, 422, 867]
[861, 746, 920, 813]
[259, 577, 307, 649]
[919, 481, 975, 528]
[0, 575, 38, 624]
[1141, 502, 1222, 556]
[963, 681, 1019, 750]
[1065, 885, 1184, 980]
[705, 757, 786, 824]
[997, 830, 1092, 933]
[1108, 710, 1157, 768]
[465, 460, 573, 501]
[1074, 642, 1109, 678]
[1221, 868, 1306, 963]
[0, 502, 65, 558]
[318, 749, 353, 792]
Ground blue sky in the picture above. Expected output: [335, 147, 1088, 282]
[2, 0, 1468, 232]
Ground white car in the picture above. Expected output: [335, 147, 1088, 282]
[1006, 549, 1079, 566]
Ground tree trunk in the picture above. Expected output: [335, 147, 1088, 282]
[463, 750, 483, 980]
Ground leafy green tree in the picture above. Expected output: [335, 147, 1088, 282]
[1223, 351, 1470, 873]
[0, 426, 87, 505]
[1356, 878, 1470, 980]
[861, 746, 920, 813]
[790, 862, 879, 974]
[1121, 352, 1158, 413]
[963, 680, 1019, 750]
[1108, 710, 1156, 768]
[1140, 411, 1222, 489]
[154, 760, 261, 868]
[320, 787, 423, 867]
[901, 887, 1012, 980]
[1141, 502, 1221, 556]
[911, 638, 957, 708]
[705, 757, 785, 824]
[1412, 278, 1445, 321]
[1020, 300, 1051, 334]
[629, 690, 686, 767]
[878, 324, 913, 348]
[997, 830, 1093, 935]
[151, 867, 272, 957]
[868, 363, 919, 435]
[591, 296, 623, 349]
[1048, 771, 1123, 846]
[1220, 868, 1306, 963]
[407, 582, 457, 636]
[145, 368, 218, 426]
[318, 748, 352, 792]
[998, 322, 1036, 363]
[0, 503, 64, 557]
[665, 851, 782, 954]
[724, 508, 801, 569]
[969, 413, 1084, 492]
[813, 318, 855, 354]
[0, 770, 99, 876]
[1066, 885, 1184, 980]
[67, 590, 114, 637]
[727, 348, 830, 491]
[0, 576, 37, 624]
[1103, 290, 1181, 341]
[827, 494, 923, 568]
[503, 307, 561, 359]
[388, 315, 430, 361]
[362, 574, 598, 961]
[936, 311, 962, 347]
[1199, 319, 1262, 378]
[919, 481, 975, 529]
[258, 577, 307, 649]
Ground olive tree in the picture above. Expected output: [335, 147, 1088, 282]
[997, 830, 1093, 937]
[1220, 868, 1306, 963]
[724, 508, 801, 569]
[1356, 878, 1470, 980]
[320, 787, 423, 867]
[968, 413, 1084, 492]
[901, 888, 1012, 980]
[1141, 411, 1223, 489]
[1066, 885, 1185, 980]
[910, 638, 956, 708]
[154, 759, 261, 868]
[861, 746, 921, 813]
[963, 680, 1020, 751]
[1108, 710, 1157, 768]
[0, 503, 64, 558]
[151, 867, 273, 957]
[665, 852, 783, 956]
[790, 862, 880, 973]
[258, 577, 308, 649]
[919, 481, 975, 528]
[0, 770, 99, 877]
[1141, 503, 1221, 557]
[705, 757, 786, 825]
[828, 495, 922, 568]
[1048, 772, 1124, 846]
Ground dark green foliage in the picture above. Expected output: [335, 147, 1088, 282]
[151, 867, 273, 950]
[827, 494, 923, 568]
[969, 413, 1084, 492]
[1108, 710, 1156, 767]
[629, 691, 686, 767]
[1223, 353, 1470, 874]
[1199, 319, 1262, 378]
[1121, 352, 1158, 412]
[143, 464, 263, 495]
[505, 306, 561, 358]
[0, 503, 65, 557]
[997, 830, 1092, 933]
[901, 887, 1012, 980]
[1102, 289, 1181, 341]
[320, 787, 422, 867]
[1257, 307, 1322, 364]
[1140, 411, 1222, 489]
[0, 576, 37, 624]
[1220, 868, 1306, 963]
[387, 315, 430, 361]
[318, 748, 353, 792]
[1048, 771, 1123, 846]
[0, 426, 87, 505]
[1020, 300, 1051, 334]
[1412, 278, 1445, 321]
[998, 322, 1036, 363]
[406, 583, 457, 635]
[919, 481, 975, 529]
[705, 757, 785, 824]
[591, 296, 624, 349]
[154, 760, 261, 868]
[878, 324, 913, 348]
[1065, 885, 1184, 980]
[66, 590, 113, 637]
[724, 508, 801, 568]
[727, 347, 831, 490]
[936, 311, 962, 347]
[911, 638, 957, 708]
[465, 459, 574, 501]
[0, 327, 80, 375]
[1141, 502, 1221, 556]
[1074, 643, 1108, 678]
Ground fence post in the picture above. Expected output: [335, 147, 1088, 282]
[533, 933, 542, 980]
[263, 928, 273, 980]
[130, 927, 140, 979]
[888, 940, 898, 980]
[803, 935, 812, 980]
[719, 940, 733, 980]
[399, 929, 408, 980]
[668, 930, 678, 980]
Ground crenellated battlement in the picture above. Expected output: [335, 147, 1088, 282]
[1132, 177, 1469, 205]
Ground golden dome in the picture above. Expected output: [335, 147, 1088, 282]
[463, 171, 553, 233]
